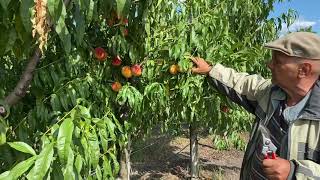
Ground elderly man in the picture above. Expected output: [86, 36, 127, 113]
[191, 32, 320, 179]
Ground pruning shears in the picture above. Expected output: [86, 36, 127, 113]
[261, 132, 277, 159]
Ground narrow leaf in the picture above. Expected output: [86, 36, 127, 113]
[8, 142, 36, 156]
[55, 2, 71, 53]
[27, 143, 54, 180]
[63, 146, 75, 180]
[105, 119, 116, 141]
[20, 0, 33, 32]
[88, 131, 99, 168]
[9, 156, 37, 179]
[0, 171, 11, 180]
[0, 0, 10, 10]
[0, 119, 7, 145]
[57, 118, 74, 164]
[96, 165, 102, 180]
[116, 0, 129, 17]
[86, 0, 94, 23]
[75, 154, 83, 176]
[74, 2, 85, 46]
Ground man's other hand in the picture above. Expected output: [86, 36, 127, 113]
[190, 57, 212, 74]
[262, 157, 291, 180]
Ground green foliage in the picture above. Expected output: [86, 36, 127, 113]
[0, 118, 7, 145]
[0, 0, 296, 178]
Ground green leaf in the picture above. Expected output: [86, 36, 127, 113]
[27, 143, 54, 180]
[20, 0, 33, 32]
[78, 105, 91, 118]
[7, 142, 36, 156]
[57, 118, 74, 164]
[102, 156, 112, 178]
[96, 165, 102, 180]
[51, 94, 61, 111]
[9, 156, 37, 179]
[75, 154, 83, 176]
[55, 2, 71, 53]
[50, 69, 59, 85]
[0, 119, 7, 145]
[109, 152, 120, 176]
[0, 171, 11, 180]
[74, 3, 85, 46]
[63, 146, 75, 180]
[0, 0, 10, 10]
[116, 0, 130, 17]
[156, 0, 163, 8]
[47, 0, 63, 23]
[98, 129, 109, 153]
[0, 25, 9, 56]
[5, 27, 16, 53]
[145, 22, 150, 36]
[105, 118, 116, 141]
[86, 0, 95, 23]
[80, 136, 89, 163]
[68, 87, 77, 106]
[59, 94, 69, 111]
[88, 131, 99, 168]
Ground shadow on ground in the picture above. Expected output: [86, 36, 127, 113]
[130, 128, 244, 180]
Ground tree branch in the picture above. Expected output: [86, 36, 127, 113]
[5, 48, 41, 106]
[0, 0, 71, 117]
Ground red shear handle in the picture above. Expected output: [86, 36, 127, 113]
[264, 152, 276, 159]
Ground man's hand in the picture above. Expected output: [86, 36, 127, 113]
[190, 57, 212, 74]
[262, 157, 291, 180]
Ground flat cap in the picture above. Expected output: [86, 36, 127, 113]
[264, 32, 320, 60]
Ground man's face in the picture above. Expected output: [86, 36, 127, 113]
[267, 51, 299, 89]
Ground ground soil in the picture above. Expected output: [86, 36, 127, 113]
[130, 132, 245, 180]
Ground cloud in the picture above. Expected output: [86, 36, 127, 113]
[280, 19, 317, 34]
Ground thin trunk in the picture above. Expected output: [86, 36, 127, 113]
[119, 135, 131, 180]
[190, 124, 199, 179]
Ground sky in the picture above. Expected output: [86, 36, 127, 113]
[269, 0, 320, 34]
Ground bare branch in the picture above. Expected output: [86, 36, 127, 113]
[4, 48, 41, 106]
[0, 0, 72, 117]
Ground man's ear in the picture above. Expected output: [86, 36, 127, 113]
[298, 63, 312, 78]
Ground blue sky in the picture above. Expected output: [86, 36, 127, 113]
[269, 0, 320, 34]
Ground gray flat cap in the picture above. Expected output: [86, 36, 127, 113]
[264, 32, 320, 60]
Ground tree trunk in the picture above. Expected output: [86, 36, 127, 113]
[190, 124, 199, 179]
[119, 135, 131, 180]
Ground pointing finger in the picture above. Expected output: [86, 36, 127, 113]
[190, 57, 199, 64]
[192, 67, 199, 73]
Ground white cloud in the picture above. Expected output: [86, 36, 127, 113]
[280, 19, 317, 34]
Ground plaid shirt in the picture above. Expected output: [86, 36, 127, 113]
[208, 63, 320, 179]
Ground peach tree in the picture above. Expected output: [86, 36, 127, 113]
[0, 0, 295, 179]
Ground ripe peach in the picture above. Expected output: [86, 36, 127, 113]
[122, 18, 129, 25]
[112, 82, 122, 92]
[169, 64, 179, 75]
[220, 105, 229, 113]
[123, 29, 129, 37]
[112, 56, 122, 66]
[131, 64, 142, 77]
[121, 66, 132, 78]
[94, 47, 107, 61]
